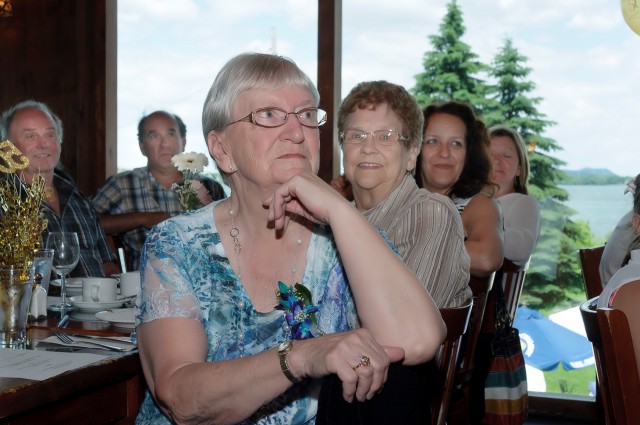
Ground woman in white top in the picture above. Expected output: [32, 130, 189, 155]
[488, 125, 541, 266]
[599, 173, 640, 307]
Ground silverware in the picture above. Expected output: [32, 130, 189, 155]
[68, 333, 136, 345]
[51, 327, 127, 352]
[58, 314, 70, 328]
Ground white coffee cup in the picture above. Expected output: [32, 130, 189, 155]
[82, 278, 118, 303]
[119, 271, 141, 298]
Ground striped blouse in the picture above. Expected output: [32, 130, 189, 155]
[363, 175, 471, 308]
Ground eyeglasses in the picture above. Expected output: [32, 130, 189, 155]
[226, 107, 327, 129]
[340, 129, 409, 146]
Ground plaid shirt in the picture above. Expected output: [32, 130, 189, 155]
[92, 167, 225, 270]
[42, 168, 117, 278]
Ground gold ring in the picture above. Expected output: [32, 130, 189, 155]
[353, 355, 371, 370]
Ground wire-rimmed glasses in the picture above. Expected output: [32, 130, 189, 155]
[226, 107, 327, 128]
[340, 129, 409, 146]
[46, 232, 80, 311]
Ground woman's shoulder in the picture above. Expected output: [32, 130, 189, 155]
[413, 188, 460, 216]
[464, 190, 500, 211]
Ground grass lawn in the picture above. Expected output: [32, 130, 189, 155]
[542, 365, 596, 395]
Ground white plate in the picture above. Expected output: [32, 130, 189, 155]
[50, 278, 84, 296]
[95, 308, 135, 330]
[50, 277, 84, 287]
[68, 296, 125, 313]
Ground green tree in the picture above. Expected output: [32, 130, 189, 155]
[411, 0, 494, 113]
[411, 2, 595, 309]
[484, 38, 592, 309]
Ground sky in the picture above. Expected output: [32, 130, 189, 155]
[117, 0, 640, 177]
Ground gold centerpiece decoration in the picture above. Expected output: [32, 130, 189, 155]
[0, 140, 48, 347]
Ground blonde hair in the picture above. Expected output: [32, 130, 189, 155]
[488, 125, 530, 195]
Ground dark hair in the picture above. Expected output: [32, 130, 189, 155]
[337, 80, 423, 151]
[174, 114, 187, 139]
[137, 110, 179, 144]
[622, 173, 640, 265]
[415, 101, 494, 199]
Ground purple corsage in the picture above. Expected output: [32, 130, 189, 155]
[275, 281, 320, 340]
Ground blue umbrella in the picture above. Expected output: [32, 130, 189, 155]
[514, 306, 595, 371]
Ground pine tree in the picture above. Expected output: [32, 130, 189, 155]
[411, 0, 493, 113]
[485, 38, 591, 308]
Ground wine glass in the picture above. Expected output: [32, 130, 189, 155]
[46, 232, 80, 311]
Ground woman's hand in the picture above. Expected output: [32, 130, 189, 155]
[263, 172, 351, 230]
[330, 174, 353, 201]
[292, 329, 405, 402]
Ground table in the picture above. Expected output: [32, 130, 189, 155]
[0, 311, 145, 424]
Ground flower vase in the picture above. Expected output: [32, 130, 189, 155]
[0, 265, 35, 348]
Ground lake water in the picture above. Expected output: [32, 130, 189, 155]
[560, 184, 632, 240]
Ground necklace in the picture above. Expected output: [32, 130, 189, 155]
[227, 202, 304, 284]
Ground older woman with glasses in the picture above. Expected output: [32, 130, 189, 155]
[315, 81, 470, 424]
[134, 53, 444, 425]
[336, 81, 470, 309]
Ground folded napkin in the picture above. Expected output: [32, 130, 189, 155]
[41, 335, 137, 352]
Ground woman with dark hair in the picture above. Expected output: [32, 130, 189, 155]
[489, 125, 540, 266]
[415, 101, 503, 277]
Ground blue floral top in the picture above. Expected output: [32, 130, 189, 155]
[135, 200, 357, 425]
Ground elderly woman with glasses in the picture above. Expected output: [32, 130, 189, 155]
[336, 81, 470, 309]
[134, 53, 444, 425]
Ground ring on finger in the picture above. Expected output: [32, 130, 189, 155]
[352, 355, 371, 371]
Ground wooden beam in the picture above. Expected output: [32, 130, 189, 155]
[317, 0, 342, 183]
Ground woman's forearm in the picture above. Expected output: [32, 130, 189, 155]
[327, 202, 445, 364]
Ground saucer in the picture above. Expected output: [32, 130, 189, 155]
[51, 277, 84, 296]
[68, 296, 125, 313]
[95, 308, 135, 330]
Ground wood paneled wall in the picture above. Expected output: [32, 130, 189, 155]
[0, 0, 115, 197]
[0, 0, 338, 195]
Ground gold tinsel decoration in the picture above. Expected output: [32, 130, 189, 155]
[0, 140, 48, 271]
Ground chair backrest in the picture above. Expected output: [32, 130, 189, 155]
[610, 280, 640, 386]
[581, 295, 640, 425]
[432, 301, 473, 425]
[496, 259, 528, 322]
[445, 273, 495, 424]
[580, 297, 613, 424]
[578, 245, 605, 299]
[459, 273, 495, 379]
[482, 259, 528, 335]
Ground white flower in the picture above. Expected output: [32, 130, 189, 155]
[171, 152, 209, 173]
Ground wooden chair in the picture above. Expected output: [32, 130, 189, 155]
[578, 245, 605, 299]
[432, 300, 473, 425]
[610, 280, 640, 373]
[495, 259, 528, 322]
[482, 259, 528, 335]
[446, 272, 495, 424]
[581, 297, 611, 425]
[581, 293, 640, 425]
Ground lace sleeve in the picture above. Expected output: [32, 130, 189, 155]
[136, 219, 204, 326]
